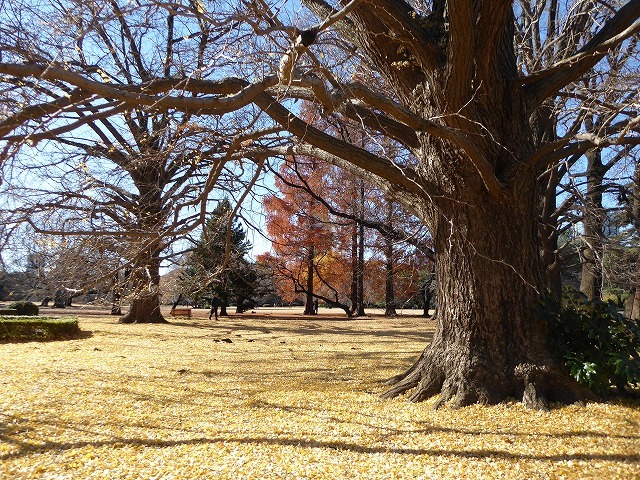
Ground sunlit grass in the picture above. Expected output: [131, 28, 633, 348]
[1, 313, 639, 479]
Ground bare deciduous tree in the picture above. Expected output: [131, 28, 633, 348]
[0, 0, 265, 323]
[1, 0, 639, 407]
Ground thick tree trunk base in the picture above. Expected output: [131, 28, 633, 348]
[381, 342, 598, 410]
[118, 313, 168, 324]
[118, 297, 167, 324]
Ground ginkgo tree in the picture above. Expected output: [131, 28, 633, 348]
[1, 0, 639, 407]
[0, 0, 254, 323]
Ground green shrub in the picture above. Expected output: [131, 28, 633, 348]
[602, 288, 629, 308]
[0, 317, 79, 341]
[540, 288, 640, 396]
[9, 301, 39, 316]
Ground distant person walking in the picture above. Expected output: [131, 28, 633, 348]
[209, 293, 221, 321]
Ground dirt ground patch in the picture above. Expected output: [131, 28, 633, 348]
[1, 313, 639, 479]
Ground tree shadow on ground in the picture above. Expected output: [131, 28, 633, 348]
[2, 419, 639, 464]
[170, 318, 434, 343]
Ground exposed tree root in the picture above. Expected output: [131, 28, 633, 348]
[118, 313, 168, 324]
[384, 350, 427, 386]
[117, 297, 167, 324]
[379, 369, 422, 399]
[382, 344, 599, 410]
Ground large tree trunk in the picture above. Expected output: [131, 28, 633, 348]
[580, 148, 605, 300]
[119, 242, 166, 324]
[219, 291, 229, 316]
[384, 168, 595, 409]
[119, 290, 165, 324]
[119, 174, 167, 324]
[235, 296, 246, 314]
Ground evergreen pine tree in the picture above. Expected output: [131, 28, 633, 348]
[181, 199, 255, 313]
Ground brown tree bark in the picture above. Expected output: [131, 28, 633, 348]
[303, 243, 316, 315]
[119, 175, 167, 324]
[383, 168, 595, 408]
[119, 242, 166, 324]
[579, 148, 606, 300]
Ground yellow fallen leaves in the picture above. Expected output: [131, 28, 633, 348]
[1, 312, 639, 479]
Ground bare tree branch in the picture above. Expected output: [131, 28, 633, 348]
[523, 0, 640, 107]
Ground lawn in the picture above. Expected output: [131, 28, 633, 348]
[1, 310, 639, 479]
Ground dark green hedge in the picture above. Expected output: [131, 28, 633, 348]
[0, 317, 80, 341]
[9, 301, 39, 316]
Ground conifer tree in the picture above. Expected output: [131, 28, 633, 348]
[182, 199, 255, 313]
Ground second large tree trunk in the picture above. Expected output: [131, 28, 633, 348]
[118, 176, 167, 324]
[384, 181, 595, 409]
[119, 242, 166, 324]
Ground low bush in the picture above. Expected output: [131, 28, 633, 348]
[9, 301, 39, 316]
[540, 287, 640, 396]
[0, 316, 80, 341]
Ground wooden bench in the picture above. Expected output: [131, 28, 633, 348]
[170, 307, 192, 318]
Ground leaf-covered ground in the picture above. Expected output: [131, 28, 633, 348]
[1, 310, 639, 479]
